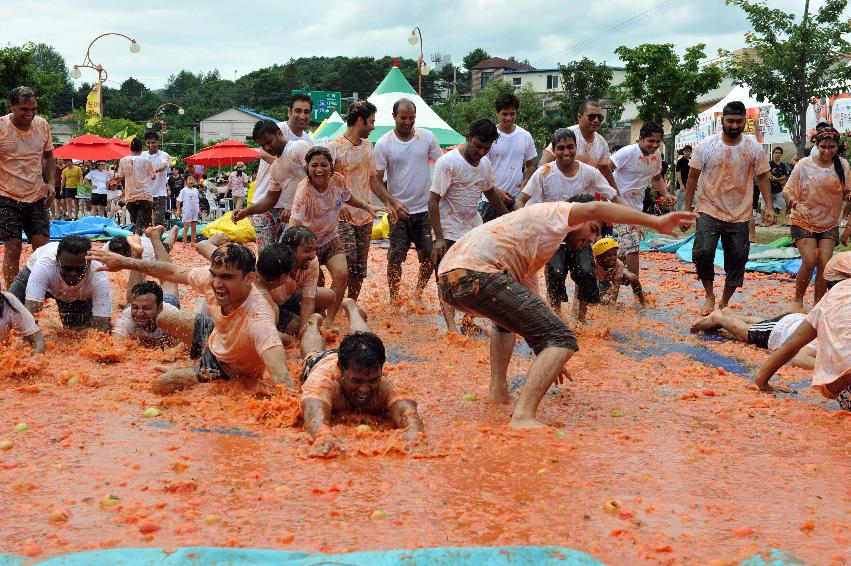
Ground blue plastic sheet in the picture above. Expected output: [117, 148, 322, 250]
[0, 545, 605, 566]
[49, 216, 120, 240]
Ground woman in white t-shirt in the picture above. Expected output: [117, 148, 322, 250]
[84, 160, 111, 218]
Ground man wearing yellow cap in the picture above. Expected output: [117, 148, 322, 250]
[592, 237, 645, 306]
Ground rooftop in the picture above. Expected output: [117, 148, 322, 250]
[472, 57, 536, 71]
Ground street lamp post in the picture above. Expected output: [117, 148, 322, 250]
[408, 27, 431, 96]
[70, 33, 141, 116]
[146, 103, 185, 147]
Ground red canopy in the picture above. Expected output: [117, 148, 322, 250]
[183, 140, 260, 167]
[53, 134, 131, 161]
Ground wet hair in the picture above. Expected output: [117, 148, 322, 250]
[495, 92, 520, 112]
[256, 243, 294, 281]
[338, 331, 386, 371]
[144, 131, 159, 141]
[57, 235, 91, 257]
[290, 92, 313, 110]
[392, 98, 416, 115]
[108, 236, 131, 257]
[722, 101, 747, 116]
[130, 280, 163, 305]
[577, 100, 602, 115]
[815, 126, 846, 186]
[467, 118, 500, 144]
[9, 86, 36, 106]
[567, 194, 596, 204]
[280, 225, 317, 249]
[305, 145, 333, 167]
[551, 127, 577, 147]
[252, 119, 280, 141]
[130, 138, 144, 152]
[639, 121, 664, 139]
[210, 243, 255, 276]
[345, 99, 377, 127]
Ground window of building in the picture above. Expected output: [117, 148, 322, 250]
[512, 77, 521, 86]
[481, 71, 494, 88]
[547, 74, 559, 90]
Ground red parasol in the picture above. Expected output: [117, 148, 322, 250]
[53, 134, 131, 161]
[107, 137, 130, 147]
[183, 140, 261, 167]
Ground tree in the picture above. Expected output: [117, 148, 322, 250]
[0, 44, 65, 115]
[723, 0, 851, 157]
[462, 48, 490, 73]
[615, 43, 723, 143]
[558, 57, 623, 131]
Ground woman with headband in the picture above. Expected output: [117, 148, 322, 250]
[783, 125, 851, 311]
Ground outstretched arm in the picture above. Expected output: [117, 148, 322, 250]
[25, 329, 46, 354]
[569, 201, 697, 236]
[389, 399, 425, 447]
[86, 249, 193, 285]
[261, 345, 293, 390]
[303, 398, 346, 457]
[755, 322, 817, 392]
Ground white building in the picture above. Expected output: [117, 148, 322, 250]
[503, 67, 627, 109]
[199, 106, 284, 144]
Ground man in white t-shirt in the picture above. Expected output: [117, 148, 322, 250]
[0, 291, 44, 353]
[84, 160, 110, 217]
[374, 98, 443, 302]
[232, 120, 311, 247]
[478, 92, 538, 222]
[8, 235, 112, 332]
[540, 100, 618, 191]
[435, 200, 695, 428]
[140, 131, 171, 227]
[517, 127, 625, 319]
[611, 121, 676, 278]
[247, 94, 315, 250]
[429, 118, 508, 333]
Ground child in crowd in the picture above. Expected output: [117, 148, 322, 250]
[177, 174, 201, 243]
[591, 237, 645, 306]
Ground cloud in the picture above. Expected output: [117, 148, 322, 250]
[3, 0, 847, 89]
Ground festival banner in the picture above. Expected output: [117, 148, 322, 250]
[86, 82, 102, 125]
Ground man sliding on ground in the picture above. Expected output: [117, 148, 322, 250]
[88, 242, 292, 396]
[300, 298, 424, 457]
[436, 197, 695, 428]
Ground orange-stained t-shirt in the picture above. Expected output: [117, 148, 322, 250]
[805, 278, 851, 387]
[689, 133, 770, 223]
[268, 257, 320, 305]
[301, 351, 409, 414]
[326, 135, 376, 226]
[784, 156, 850, 233]
[824, 251, 851, 283]
[0, 114, 54, 202]
[437, 202, 576, 290]
[186, 266, 283, 380]
[290, 173, 351, 247]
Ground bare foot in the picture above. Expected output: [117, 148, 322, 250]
[165, 225, 179, 247]
[690, 310, 724, 332]
[789, 301, 805, 313]
[126, 234, 143, 258]
[701, 294, 716, 316]
[145, 224, 165, 242]
[490, 381, 510, 404]
[509, 416, 548, 429]
[152, 372, 199, 395]
[342, 297, 368, 322]
[305, 313, 324, 334]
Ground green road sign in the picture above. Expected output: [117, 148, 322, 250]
[292, 90, 342, 122]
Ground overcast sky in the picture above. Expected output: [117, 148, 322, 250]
[4, 0, 837, 90]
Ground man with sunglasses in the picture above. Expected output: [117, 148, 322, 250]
[540, 101, 618, 192]
[9, 235, 111, 332]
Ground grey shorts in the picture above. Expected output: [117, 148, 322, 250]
[790, 225, 840, 244]
[338, 221, 372, 280]
[277, 291, 301, 332]
[438, 268, 578, 354]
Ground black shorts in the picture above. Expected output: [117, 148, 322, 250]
[54, 186, 64, 200]
[790, 225, 840, 244]
[299, 348, 338, 384]
[746, 314, 787, 349]
[0, 196, 50, 243]
[388, 211, 433, 265]
[189, 313, 230, 382]
[277, 291, 301, 332]
[438, 268, 578, 354]
[90, 193, 107, 206]
[63, 187, 78, 199]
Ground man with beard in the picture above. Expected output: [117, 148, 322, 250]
[300, 298, 425, 457]
[539, 100, 617, 192]
[436, 197, 695, 428]
[684, 101, 775, 315]
[373, 98, 442, 302]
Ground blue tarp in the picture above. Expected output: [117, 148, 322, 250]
[49, 217, 119, 240]
[673, 238, 800, 275]
[0, 546, 604, 566]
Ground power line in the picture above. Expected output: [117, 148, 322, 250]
[533, 0, 680, 67]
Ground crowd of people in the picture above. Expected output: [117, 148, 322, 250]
[0, 83, 848, 457]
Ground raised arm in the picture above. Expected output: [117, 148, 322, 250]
[87, 249, 193, 285]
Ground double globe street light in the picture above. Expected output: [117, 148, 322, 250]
[408, 27, 430, 96]
[70, 33, 141, 116]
